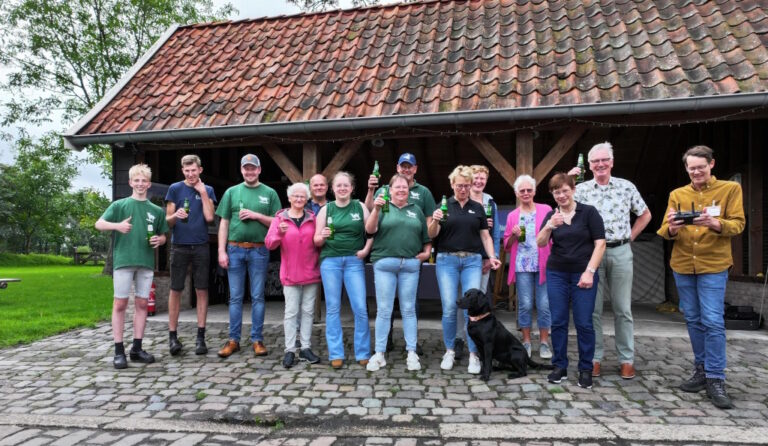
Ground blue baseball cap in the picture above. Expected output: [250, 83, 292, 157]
[398, 153, 416, 165]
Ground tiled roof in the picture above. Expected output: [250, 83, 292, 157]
[77, 0, 768, 136]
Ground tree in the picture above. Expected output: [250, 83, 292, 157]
[0, 0, 235, 175]
[0, 132, 77, 254]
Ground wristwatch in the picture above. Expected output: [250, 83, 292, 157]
[586, 267, 596, 274]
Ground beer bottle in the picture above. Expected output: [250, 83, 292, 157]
[239, 200, 244, 211]
[147, 223, 155, 247]
[382, 185, 390, 213]
[182, 198, 190, 223]
[485, 202, 492, 217]
[327, 216, 335, 240]
[576, 153, 585, 183]
[372, 160, 380, 179]
[518, 225, 526, 243]
[440, 195, 448, 222]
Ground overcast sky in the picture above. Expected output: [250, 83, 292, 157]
[0, 1, 363, 197]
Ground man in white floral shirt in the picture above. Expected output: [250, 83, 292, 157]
[570, 142, 651, 380]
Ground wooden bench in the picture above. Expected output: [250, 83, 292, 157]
[0, 278, 21, 289]
[74, 252, 105, 265]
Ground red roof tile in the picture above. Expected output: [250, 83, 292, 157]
[77, 0, 768, 136]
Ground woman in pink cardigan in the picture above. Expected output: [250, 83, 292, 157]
[265, 182, 322, 368]
[503, 174, 553, 360]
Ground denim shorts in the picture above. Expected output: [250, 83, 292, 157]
[113, 267, 154, 299]
[170, 244, 210, 290]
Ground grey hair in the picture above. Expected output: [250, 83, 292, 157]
[513, 174, 536, 193]
[588, 141, 614, 161]
[286, 182, 310, 199]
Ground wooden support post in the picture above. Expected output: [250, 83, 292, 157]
[303, 142, 320, 180]
[321, 140, 361, 179]
[533, 127, 586, 185]
[263, 142, 302, 184]
[516, 131, 534, 176]
[747, 123, 763, 275]
[464, 135, 516, 188]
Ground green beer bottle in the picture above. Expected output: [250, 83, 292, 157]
[147, 223, 155, 247]
[182, 198, 190, 223]
[576, 153, 585, 184]
[440, 195, 448, 222]
[518, 225, 526, 243]
[327, 216, 335, 240]
[372, 160, 380, 179]
[485, 202, 492, 217]
[239, 200, 244, 211]
[382, 185, 390, 213]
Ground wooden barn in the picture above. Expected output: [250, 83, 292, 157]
[63, 0, 768, 312]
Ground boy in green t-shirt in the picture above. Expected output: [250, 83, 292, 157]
[96, 164, 168, 369]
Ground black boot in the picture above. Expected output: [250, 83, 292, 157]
[195, 337, 208, 355]
[169, 336, 183, 356]
[680, 363, 706, 392]
[706, 378, 734, 409]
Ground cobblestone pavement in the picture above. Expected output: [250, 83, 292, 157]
[1, 315, 768, 445]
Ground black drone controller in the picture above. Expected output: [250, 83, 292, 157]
[674, 202, 701, 225]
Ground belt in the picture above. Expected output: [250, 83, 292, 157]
[228, 241, 264, 248]
[446, 251, 477, 258]
[606, 239, 630, 248]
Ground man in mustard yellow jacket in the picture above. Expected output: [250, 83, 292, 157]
[658, 145, 745, 410]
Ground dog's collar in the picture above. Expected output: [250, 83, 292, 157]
[469, 312, 491, 322]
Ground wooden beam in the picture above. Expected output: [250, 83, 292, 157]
[262, 142, 302, 184]
[464, 135, 516, 188]
[321, 140, 361, 179]
[747, 122, 763, 275]
[303, 142, 320, 180]
[516, 131, 534, 176]
[533, 126, 586, 185]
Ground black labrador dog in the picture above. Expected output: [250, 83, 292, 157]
[457, 288, 553, 381]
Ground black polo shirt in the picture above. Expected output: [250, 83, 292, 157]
[435, 197, 489, 254]
[541, 202, 605, 273]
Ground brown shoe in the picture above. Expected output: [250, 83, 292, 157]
[592, 361, 601, 377]
[217, 340, 240, 358]
[331, 359, 343, 369]
[620, 363, 636, 379]
[358, 359, 369, 366]
[253, 341, 268, 356]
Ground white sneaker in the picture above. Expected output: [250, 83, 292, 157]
[468, 354, 481, 374]
[440, 350, 455, 370]
[406, 350, 421, 371]
[523, 342, 532, 358]
[539, 343, 552, 359]
[366, 352, 386, 372]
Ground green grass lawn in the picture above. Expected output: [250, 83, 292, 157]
[0, 265, 114, 348]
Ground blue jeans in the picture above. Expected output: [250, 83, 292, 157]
[436, 253, 482, 353]
[547, 269, 598, 371]
[226, 245, 269, 343]
[373, 258, 421, 353]
[673, 270, 728, 380]
[320, 256, 371, 361]
[516, 272, 551, 330]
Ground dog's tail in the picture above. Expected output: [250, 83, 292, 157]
[527, 357, 554, 370]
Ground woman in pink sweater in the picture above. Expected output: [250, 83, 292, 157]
[503, 174, 553, 360]
[265, 182, 321, 368]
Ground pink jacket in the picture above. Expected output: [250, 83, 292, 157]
[502, 203, 553, 285]
[265, 209, 321, 286]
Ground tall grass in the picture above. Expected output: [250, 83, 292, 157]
[0, 265, 113, 348]
[0, 253, 74, 267]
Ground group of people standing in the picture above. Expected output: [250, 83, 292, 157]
[96, 142, 744, 410]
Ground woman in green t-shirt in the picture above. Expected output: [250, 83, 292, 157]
[313, 172, 373, 369]
[365, 174, 431, 372]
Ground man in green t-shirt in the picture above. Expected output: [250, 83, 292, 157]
[96, 163, 168, 370]
[216, 154, 281, 359]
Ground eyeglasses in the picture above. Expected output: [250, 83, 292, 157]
[686, 165, 709, 173]
[517, 188, 534, 194]
[589, 157, 612, 164]
[453, 184, 471, 189]
[290, 195, 307, 200]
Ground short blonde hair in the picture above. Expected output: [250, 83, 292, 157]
[128, 163, 152, 181]
[332, 171, 355, 189]
[181, 154, 202, 167]
[448, 165, 473, 185]
[470, 165, 490, 177]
